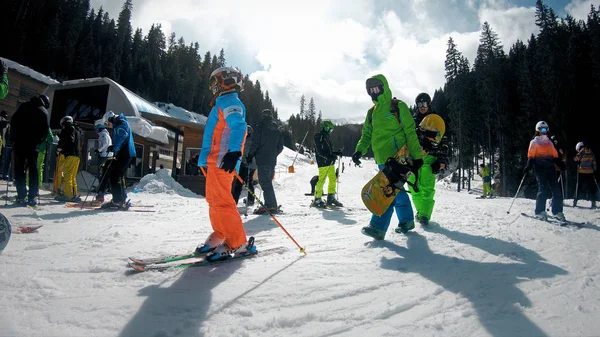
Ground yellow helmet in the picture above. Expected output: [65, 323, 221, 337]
[419, 114, 446, 145]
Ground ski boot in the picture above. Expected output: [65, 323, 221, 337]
[206, 237, 256, 262]
[417, 216, 430, 226]
[243, 198, 255, 206]
[312, 198, 327, 209]
[394, 221, 415, 234]
[195, 232, 225, 255]
[361, 225, 386, 240]
[553, 212, 566, 221]
[26, 198, 37, 208]
[534, 211, 548, 221]
[592, 201, 597, 209]
[326, 194, 343, 207]
[234, 237, 257, 257]
[253, 205, 281, 215]
[100, 201, 126, 210]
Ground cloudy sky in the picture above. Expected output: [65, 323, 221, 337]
[90, 0, 595, 121]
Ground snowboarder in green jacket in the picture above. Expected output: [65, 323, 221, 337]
[352, 74, 423, 239]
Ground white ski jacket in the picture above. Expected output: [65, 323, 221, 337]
[97, 128, 113, 158]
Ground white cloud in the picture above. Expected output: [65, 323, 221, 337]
[565, 0, 595, 20]
[479, 6, 539, 53]
[90, 0, 544, 120]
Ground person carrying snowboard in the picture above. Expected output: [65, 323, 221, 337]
[523, 121, 565, 220]
[407, 93, 449, 227]
[312, 120, 343, 208]
[196, 66, 256, 262]
[352, 74, 423, 240]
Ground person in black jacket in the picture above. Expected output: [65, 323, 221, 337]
[247, 109, 283, 214]
[55, 116, 81, 201]
[312, 120, 343, 208]
[10, 95, 50, 206]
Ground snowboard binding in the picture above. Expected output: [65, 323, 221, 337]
[381, 157, 419, 196]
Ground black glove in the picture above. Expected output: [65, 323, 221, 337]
[220, 151, 241, 173]
[94, 149, 100, 156]
[523, 165, 532, 174]
[352, 151, 362, 166]
[107, 145, 114, 153]
[333, 151, 343, 157]
[431, 160, 441, 174]
[411, 158, 424, 174]
[0, 60, 7, 76]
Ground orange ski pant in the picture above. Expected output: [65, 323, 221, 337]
[205, 167, 247, 249]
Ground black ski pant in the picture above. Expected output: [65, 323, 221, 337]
[574, 173, 598, 203]
[0, 146, 13, 179]
[13, 149, 39, 202]
[231, 165, 255, 204]
[109, 157, 132, 204]
[534, 166, 563, 215]
[96, 157, 113, 195]
[257, 164, 277, 208]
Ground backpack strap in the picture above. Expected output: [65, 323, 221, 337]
[368, 98, 401, 126]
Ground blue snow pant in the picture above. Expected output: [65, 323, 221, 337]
[369, 164, 414, 231]
[534, 165, 563, 215]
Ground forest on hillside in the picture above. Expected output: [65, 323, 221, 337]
[2, 0, 599, 197]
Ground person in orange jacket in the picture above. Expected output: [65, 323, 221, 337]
[195, 66, 256, 262]
[523, 121, 565, 221]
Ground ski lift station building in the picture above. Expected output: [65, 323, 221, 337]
[43, 77, 208, 195]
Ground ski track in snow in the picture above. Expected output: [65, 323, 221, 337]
[1, 147, 600, 337]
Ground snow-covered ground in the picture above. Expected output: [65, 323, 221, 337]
[1, 147, 599, 337]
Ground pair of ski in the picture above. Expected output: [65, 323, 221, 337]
[65, 201, 155, 212]
[520, 212, 585, 228]
[128, 245, 288, 272]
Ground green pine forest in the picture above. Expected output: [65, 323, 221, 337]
[1, 0, 598, 198]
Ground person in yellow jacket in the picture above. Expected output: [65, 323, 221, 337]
[478, 164, 493, 198]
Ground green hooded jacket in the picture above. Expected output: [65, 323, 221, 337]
[355, 74, 423, 165]
[38, 128, 54, 154]
[0, 74, 8, 100]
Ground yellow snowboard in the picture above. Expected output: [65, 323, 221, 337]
[361, 147, 413, 216]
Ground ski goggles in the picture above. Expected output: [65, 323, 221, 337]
[540, 127, 548, 133]
[419, 128, 441, 144]
[417, 102, 429, 108]
[366, 78, 384, 95]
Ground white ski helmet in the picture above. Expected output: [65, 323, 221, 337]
[576, 141, 585, 152]
[60, 115, 73, 126]
[209, 66, 244, 95]
[535, 121, 549, 133]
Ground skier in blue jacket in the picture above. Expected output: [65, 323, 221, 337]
[100, 111, 136, 209]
